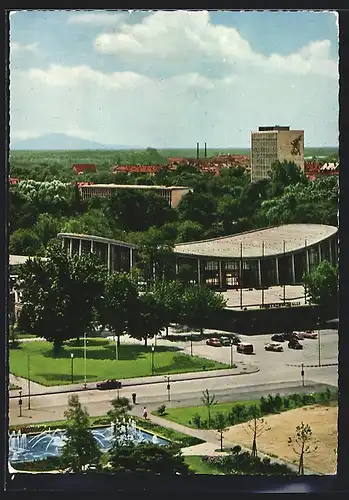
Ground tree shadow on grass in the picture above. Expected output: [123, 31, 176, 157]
[37, 373, 99, 384]
[152, 353, 221, 375]
[42, 343, 181, 361]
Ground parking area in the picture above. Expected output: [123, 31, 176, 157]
[222, 285, 306, 309]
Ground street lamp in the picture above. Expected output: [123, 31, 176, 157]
[301, 363, 305, 387]
[27, 354, 31, 410]
[151, 345, 155, 375]
[83, 332, 87, 389]
[70, 353, 74, 384]
[317, 318, 321, 367]
[165, 375, 171, 401]
[18, 389, 23, 417]
[230, 340, 234, 368]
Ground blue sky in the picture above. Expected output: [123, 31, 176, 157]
[10, 10, 339, 147]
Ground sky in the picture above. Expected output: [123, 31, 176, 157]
[9, 10, 339, 148]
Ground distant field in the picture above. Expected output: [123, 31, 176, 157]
[9, 147, 338, 161]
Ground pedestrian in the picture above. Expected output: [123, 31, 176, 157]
[132, 392, 137, 404]
[143, 406, 148, 419]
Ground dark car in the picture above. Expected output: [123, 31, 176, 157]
[96, 379, 121, 390]
[283, 332, 299, 341]
[220, 335, 241, 346]
[271, 334, 285, 342]
[288, 340, 303, 350]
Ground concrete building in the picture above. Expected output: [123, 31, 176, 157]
[57, 224, 337, 291]
[78, 184, 192, 208]
[251, 125, 304, 182]
[57, 233, 137, 273]
[173, 223, 337, 290]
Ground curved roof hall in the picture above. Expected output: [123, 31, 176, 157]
[173, 224, 337, 259]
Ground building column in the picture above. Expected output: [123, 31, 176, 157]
[107, 244, 111, 272]
[257, 259, 262, 287]
[61, 239, 65, 249]
[275, 257, 280, 285]
[329, 239, 333, 265]
[197, 259, 201, 286]
[318, 244, 322, 264]
[175, 259, 179, 277]
[79, 239, 82, 257]
[291, 254, 296, 284]
[218, 261, 223, 289]
[69, 238, 73, 258]
[305, 248, 310, 273]
[129, 248, 133, 271]
[91, 240, 94, 253]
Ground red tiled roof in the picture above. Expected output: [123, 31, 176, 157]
[113, 165, 164, 174]
[73, 164, 97, 173]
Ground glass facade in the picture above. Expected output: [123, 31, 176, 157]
[309, 246, 319, 271]
[71, 238, 80, 255]
[278, 255, 292, 284]
[81, 239, 91, 254]
[294, 251, 306, 283]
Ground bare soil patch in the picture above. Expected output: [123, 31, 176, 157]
[224, 404, 338, 474]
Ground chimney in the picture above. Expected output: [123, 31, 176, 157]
[204, 142, 207, 158]
[196, 142, 199, 159]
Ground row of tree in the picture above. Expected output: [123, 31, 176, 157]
[9, 161, 338, 258]
[16, 245, 226, 352]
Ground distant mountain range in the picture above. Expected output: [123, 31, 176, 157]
[11, 133, 142, 151]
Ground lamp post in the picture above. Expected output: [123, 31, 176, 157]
[27, 354, 31, 410]
[230, 340, 234, 368]
[18, 389, 23, 417]
[83, 332, 87, 389]
[151, 345, 155, 375]
[317, 318, 321, 367]
[301, 363, 305, 387]
[165, 375, 171, 401]
[70, 353, 74, 384]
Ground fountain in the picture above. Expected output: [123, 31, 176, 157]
[8, 420, 169, 464]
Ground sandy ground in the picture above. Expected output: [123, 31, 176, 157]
[224, 404, 338, 475]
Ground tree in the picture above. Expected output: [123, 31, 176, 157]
[288, 422, 318, 475]
[201, 389, 218, 427]
[244, 405, 270, 458]
[107, 397, 133, 425]
[128, 291, 165, 347]
[177, 191, 218, 228]
[17, 246, 107, 353]
[303, 260, 338, 313]
[32, 213, 63, 248]
[61, 395, 102, 473]
[9, 228, 45, 256]
[180, 284, 226, 335]
[151, 279, 185, 336]
[175, 220, 204, 243]
[108, 442, 190, 475]
[98, 272, 139, 358]
[214, 412, 228, 452]
[269, 160, 308, 197]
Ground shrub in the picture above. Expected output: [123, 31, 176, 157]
[227, 408, 237, 425]
[192, 413, 202, 429]
[325, 388, 332, 401]
[233, 404, 246, 423]
[274, 394, 283, 412]
[157, 404, 167, 416]
[259, 396, 269, 415]
[283, 396, 290, 409]
[318, 392, 327, 404]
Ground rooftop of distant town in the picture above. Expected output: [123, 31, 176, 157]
[173, 224, 337, 259]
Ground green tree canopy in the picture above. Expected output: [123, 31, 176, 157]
[9, 228, 45, 256]
[303, 260, 338, 313]
[61, 395, 102, 473]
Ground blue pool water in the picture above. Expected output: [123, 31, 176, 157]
[9, 421, 169, 463]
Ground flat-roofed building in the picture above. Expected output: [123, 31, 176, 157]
[251, 125, 304, 182]
[78, 184, 192, 208]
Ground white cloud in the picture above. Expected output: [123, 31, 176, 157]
[10, 62, 338, 148]
[94, 10, 338, 78]
[11, 41, 39, 53]
[67, 11, 125, 25]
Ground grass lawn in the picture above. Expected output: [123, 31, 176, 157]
[154, 400, 259, 429]
[9, 338, 228, 386]
[184, 456, 224, 475]
[17, 333, 38, 339]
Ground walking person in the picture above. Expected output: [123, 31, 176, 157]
[132, 392, 137, 404]
[142, 406, 148, 419]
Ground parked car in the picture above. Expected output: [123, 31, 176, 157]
[265, 342, 284, 352]
[236, 343, 254, 354]
[303, 331, 318, 339]
[206, 337, 221, 347]
[220, 335, 241, 346]
[283, 332, 300, 341]
[96, 379, 121, 390]
[288, 339, 303, 350]
[271, 334, 285, 342]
